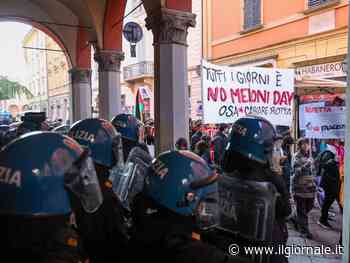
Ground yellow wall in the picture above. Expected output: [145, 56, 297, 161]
[46, 36, 69, 97]
[22, 29, 38, 64]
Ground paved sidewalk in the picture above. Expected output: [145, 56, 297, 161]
[287, 203, 343, 263]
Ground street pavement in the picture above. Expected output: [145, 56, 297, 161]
[287, 201, 343, 263]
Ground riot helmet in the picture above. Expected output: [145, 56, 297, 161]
[16, 121, 38, 137]
[111, 113, 143, 142]
[0, 132, 103, 216]
[144, 150, 219, 229]
[223, 116, 278, 173]
[68, 118, 124, 169]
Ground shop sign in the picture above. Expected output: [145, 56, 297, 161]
[295, 61, 346, 79]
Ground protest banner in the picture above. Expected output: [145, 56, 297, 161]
[303, 106, 345, 139]
[201, 60, 294, 126]
[299, 102, 325, 130]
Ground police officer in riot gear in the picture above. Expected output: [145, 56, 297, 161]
[68, 118, 129, 263]
[111, 113, 149, 161]
[218, 116, 291, 263]
[128, 150, 251, 263]
[16, 112, 49, 137]
[0, 132, 96, 262]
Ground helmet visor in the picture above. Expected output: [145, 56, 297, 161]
[113, 162, 137, 209]
[195, 182, 219, 230]
[64, 150, 103, 213]
[113, 147, 151, 210]
[111, 134, 124, 169]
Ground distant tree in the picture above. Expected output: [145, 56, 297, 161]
[0, 76, 33, 100]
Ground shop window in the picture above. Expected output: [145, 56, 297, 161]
[243, 0, 262, 31]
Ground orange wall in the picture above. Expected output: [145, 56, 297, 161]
[211, 0, 306, 42]
[336, 5, 349, 28]
[103, 0, 127, 50]
[212, 0, 241, 40]
[263, 0, 305, 22]
[212, 18, 308, 59]
[209, 1, 348, 60]
[76, 29, 91, 68]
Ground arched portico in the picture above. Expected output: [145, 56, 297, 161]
[0, 0, 95, 121]
[0, 0, 195, 153]
[93, 0, 195, 154]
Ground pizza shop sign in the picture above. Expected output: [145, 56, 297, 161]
[295, 61, 346, 79]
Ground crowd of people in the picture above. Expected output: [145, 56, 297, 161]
[0, 112, 345, 263]
[290, 138, 344, 243]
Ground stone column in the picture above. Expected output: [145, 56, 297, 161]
[146, 8, 196, 154]
[94, 50, 124, 120]
[69, 68, 92, 122]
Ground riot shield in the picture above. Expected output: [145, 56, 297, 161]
[218, 175, 277, 241]
[218, 175, 277, 263]
[113, 146, 152, 210]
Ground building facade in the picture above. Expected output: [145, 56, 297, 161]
[23, 28, 71, 123]
[115, 0, 202, 121]
[22, 28, 49, 114]
[121, 0, 155, 120]
[204, 0, 348, 76]
[46, 35, 70, 123]
[188, 0, 203, 120]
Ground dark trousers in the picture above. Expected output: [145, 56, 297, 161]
[294, 196, 314, 233]
[320, 192, 341, 222]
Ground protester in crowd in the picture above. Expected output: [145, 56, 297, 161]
[144, 125, 155, 146]
[191, 129, 203, 151]
[195, 139, 212, 166]
[337, 140, 345, 245]
[324, 140, 344, 244]
[201, 134, 212, 146]
[281, 133, 294, 193]
[316, 145, 341, 229]
[175, 137, 189, 150]
[211, 124, 229, 168]
[292, 138, 316, 239]
[270, 134, 285, 176]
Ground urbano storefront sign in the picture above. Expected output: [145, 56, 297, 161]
[295, 61, 346, 79]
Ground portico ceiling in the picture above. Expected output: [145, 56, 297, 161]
[0, 0, 187, 67]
